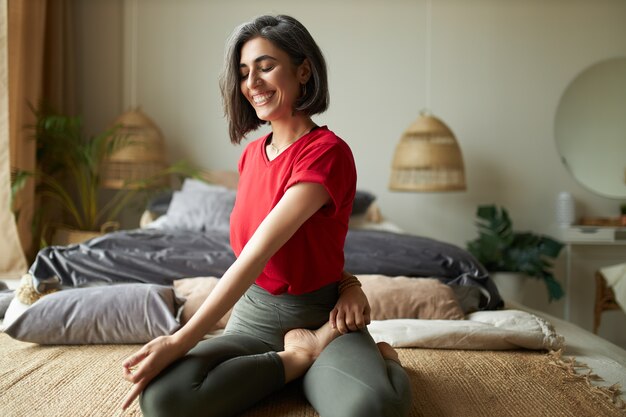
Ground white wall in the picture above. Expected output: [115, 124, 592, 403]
[74, 0, 626, 347]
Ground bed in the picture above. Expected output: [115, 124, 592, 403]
[1, 178, 625, 417]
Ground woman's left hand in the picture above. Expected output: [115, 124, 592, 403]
[330, 284, 371, 334]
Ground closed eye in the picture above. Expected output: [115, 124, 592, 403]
[239, 65, 274, 81]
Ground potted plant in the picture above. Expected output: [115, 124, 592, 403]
[12, 106, 197, 247]
[467, 205, 565, 302]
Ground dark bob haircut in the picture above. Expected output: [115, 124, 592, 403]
[219, 15, 329, 144]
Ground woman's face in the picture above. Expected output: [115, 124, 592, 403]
[239, 37, 310, 124]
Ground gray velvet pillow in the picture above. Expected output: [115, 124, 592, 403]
[4, 284, 182, 344]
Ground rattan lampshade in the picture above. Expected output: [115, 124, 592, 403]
[389, 113, 466, 192]
[101, 108, 168, 189]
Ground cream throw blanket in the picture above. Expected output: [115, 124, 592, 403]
[368, 309, 564, 350]
[601, 263, 626, 313]
[193, 309, 563, 352]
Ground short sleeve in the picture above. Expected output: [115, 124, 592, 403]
[286, 142, 356, 216]
[237, 143, 250, 175]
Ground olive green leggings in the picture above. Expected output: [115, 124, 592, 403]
[140, 283, 411, 417]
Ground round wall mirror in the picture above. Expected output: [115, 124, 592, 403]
[555, 57, 626, 199]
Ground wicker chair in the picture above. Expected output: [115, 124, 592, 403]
[593, 271, 622, 334]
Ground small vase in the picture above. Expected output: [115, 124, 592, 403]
[555, 191, 576, 227]
[490, 272, 528, 305]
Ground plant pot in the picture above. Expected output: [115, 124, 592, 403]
[51, 222, 119, 246]
[490, 272, 528, 305]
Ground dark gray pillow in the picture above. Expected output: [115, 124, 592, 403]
[449, 285, 483, 314]
[4, 284, 183, 344]
[352, 190, 376, 216]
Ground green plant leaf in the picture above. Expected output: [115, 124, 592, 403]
[466, 204, 565, 302]
[543, 274, 565, 301]
[24, 105, 202, 239]
[538, 237, 564, 258]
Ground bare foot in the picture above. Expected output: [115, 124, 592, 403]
[284, 321, 341, 361]
[279, 322, 341, 382]
[377, 342, 402, 366]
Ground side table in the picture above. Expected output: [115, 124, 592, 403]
[558, 226, 626, 321]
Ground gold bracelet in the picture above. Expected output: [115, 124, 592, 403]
[339, 281, 361, 294]
[338, 274, 356, 289]
[338, 273, 361, 294]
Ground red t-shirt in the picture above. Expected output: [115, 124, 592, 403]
[230, 126, 356, 295]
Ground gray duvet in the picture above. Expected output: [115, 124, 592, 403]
[29, 228, 502, 310]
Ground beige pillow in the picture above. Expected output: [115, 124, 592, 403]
[358, 275, 464, 320]
[173, 277, 232, 329]
[174, 275, 464, 328]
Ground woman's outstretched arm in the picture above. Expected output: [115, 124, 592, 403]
[121, 182, 330, 410]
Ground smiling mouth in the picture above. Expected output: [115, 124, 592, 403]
[252, 91, 275, 106]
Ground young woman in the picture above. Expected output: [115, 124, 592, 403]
[122, 14, 411, 417]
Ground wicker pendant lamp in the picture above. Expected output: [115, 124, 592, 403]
[101, 108, 168, 189]
[101, 4, 168, 190]
[389, 0, 466, 192]
[389, 112, 466, 192]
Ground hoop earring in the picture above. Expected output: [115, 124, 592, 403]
[301, 83, 307, 98]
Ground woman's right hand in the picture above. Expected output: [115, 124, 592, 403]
[121, 334, 188, 410]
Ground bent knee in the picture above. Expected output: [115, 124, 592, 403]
[140, 381, 184, 417]
[312, 385, 410, 417]
[342, 389, 410, 417]
[140, 378, 230, 417]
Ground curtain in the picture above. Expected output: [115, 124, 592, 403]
[0, 0, 26, 277]
[6, 0, 74, 264]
